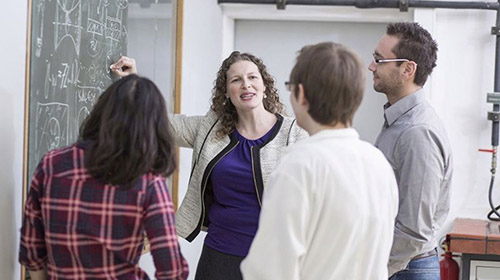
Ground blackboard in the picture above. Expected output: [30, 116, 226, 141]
[26, 0, 128, 181]
[22, 1, 184, 275]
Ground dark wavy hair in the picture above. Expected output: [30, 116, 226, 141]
[387, 22, 438, 86]
[211, 51, 285, 137]
[79, 74, 176, 187]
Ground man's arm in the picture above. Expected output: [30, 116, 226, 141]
[241, 157, 310, 280]
[389, 125, 447, 274]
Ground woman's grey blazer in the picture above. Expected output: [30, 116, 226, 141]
[170, 110, 307, 241]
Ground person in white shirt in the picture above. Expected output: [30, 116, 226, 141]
[240, 42, 399, 280]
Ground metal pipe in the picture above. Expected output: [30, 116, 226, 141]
[218, 0, 499, 10]
[492, 0, 500, 146]
[496, 0, 500, 93]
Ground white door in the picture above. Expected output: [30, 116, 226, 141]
[234, 20, 388, 144]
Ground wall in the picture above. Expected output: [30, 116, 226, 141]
[234, 20, 388, 143]
[127, 17, 173, 106]
[229, 7, 498, 243]
[177, 1, 224, 279]
[430, 8, 496, 232]
[0, 1, 27, 279]
[178, 2, 499, 277]
[127, 5, 175, 275]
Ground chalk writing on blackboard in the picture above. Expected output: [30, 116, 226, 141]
[27, 0, 128, 182]
[35, 102, 69, 160]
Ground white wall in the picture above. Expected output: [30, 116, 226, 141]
[177, 1, 224, 279]
[0, 1, 27, 279]
[127, 2, 174, 108]
[178, 2, 499, 277]
[127, 17, 173, 105]
[234, 20, 388, 143]
[429, 8, 496, 233]
[229, 7, 498, 246]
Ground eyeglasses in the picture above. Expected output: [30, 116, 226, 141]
[284, 81, 293, 91]
[373, 55, 410, 65]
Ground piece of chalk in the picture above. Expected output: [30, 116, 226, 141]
[109, 65, 115, 70]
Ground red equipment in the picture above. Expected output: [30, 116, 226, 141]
[440, 251, 459, 280]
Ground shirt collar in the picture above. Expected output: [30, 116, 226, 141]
[311, 128, 359, 140]
[383, 88, 425, 126]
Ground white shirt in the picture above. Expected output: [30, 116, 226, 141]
[241, 128, 399, 280]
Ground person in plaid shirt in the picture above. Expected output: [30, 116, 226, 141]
[19, 74, 189, 280]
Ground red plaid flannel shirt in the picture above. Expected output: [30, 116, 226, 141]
[19, 142, 188, 279]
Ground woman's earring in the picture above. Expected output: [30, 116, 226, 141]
[223, 97, 229, 105]
[264, 94, 268, 99]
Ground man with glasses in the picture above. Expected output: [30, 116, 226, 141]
[241, 42, 399, 279]
[369, 22, 453, 279]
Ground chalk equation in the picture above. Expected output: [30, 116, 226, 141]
[28, 0, 128, 182]
[35, 102, 69, 161]
[34, 0, 46, 57]
[54, 0, 82, 56]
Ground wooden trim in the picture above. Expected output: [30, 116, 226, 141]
[21, 0, 33, 278]
[174, 0, 183, 116]
[172, 0, 184, 211]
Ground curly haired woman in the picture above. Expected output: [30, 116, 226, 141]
[112, 52, 307, 280]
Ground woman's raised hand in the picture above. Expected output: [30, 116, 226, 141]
[110, 56, 138, 77]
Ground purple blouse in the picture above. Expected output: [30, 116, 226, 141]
[204, 125, 277, 257]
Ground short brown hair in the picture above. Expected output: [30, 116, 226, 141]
[387, 22, 438, 86]
[211, 51, 285, 137]
[290, 42, 365, 126]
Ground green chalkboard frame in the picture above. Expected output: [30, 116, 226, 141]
[21, 0, 184, 278]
